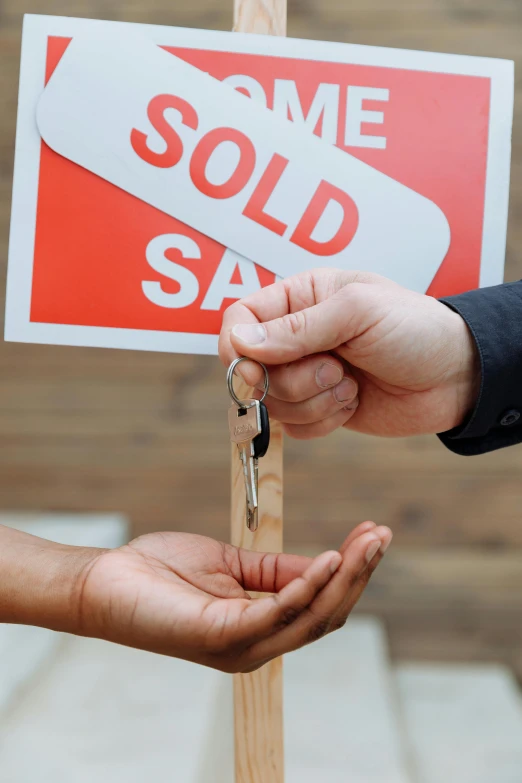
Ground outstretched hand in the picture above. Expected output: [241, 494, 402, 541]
[75, 523, 391, 672]
[219, 269, 480, 439]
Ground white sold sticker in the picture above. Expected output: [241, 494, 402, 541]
[36, 28, 451, 292]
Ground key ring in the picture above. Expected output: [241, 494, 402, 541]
[227, 357, 270, 407]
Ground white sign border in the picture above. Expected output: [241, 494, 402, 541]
[5, 13, 514, 356]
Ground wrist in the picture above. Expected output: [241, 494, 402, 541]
[0, 525, 106, 635]
[447, 309, 481, 428]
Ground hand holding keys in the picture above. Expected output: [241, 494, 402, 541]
[227, 358, 271, 532]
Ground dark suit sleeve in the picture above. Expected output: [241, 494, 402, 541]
[437, 281, 522, 455]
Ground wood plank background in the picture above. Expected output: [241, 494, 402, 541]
[1, 0, 522, 678]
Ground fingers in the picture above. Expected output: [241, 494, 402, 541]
[241, 526, 391, 667]
[230, 549, 343, 646]
[233, 520, 378, 594]
[229, 298, 351, 365]
[219, 270, 338, 368]
[262, 382, 358, 425]
[339, 520, 377, 553]
[325, 526, 393, 629]
[231, 353, 359, 435]
[218, 274, 303, 368]
[235, 549, 314, 593]
[282, 405, 358, 439]
[219, 269, 388, 369]
[225, 347, 359, 437]
[236, 354, 346, 402]
[227, 283, 381, 366]
[219, 300, 264, 367]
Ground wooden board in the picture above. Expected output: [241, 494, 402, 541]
[234, 0, 286, 35]
[231, 403, 284, 782]
[230, 3, 286, 781]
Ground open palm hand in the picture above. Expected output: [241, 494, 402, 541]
[76, 524, 391, 672]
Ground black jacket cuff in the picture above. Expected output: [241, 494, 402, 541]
[437, 282, 522, 455]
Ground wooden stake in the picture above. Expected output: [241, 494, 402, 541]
[231, 10, 286, 783]
[233, 0, 287, 37]
[231, 410, 284, 783]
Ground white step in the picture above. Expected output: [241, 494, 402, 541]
[283, 617, 411, 783]
[396, 663, 522, 783]
[0, 513, 129, 715]
[200, 617, 412, 782]
[0, 617, 411, 783]
[0, 512, 129, 549]
[0, 635, 228, 783]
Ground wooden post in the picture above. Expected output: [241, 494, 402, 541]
[231, 9, 286, 783]
[233, 0, 287, 36]
[231, 412, 284, 783]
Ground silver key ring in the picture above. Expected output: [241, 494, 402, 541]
[227, 357, 270, 407]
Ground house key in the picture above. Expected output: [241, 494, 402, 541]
[227, 357, 271, 532]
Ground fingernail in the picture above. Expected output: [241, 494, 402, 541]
[344, 396, 359, 412]
[232, 323, 267, 345]
[380, 532, 393, 554]
[334, 377, 358, 403]
[316, 361, 343, 388]
[365, 540, 381, 563]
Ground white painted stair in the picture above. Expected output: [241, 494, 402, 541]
[0, 514, 521, 783]
[0, 623, 412, 782]
[396, 663, 522, 783]
[199, 618, 412, 783]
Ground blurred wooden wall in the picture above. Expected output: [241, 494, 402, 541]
[1, 0, 522, 677]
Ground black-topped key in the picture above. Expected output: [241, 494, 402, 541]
[253, 401, 270, 459]
[227, 358, 271, 532]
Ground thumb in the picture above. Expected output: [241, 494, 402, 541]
[230, 288, 366, 364]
